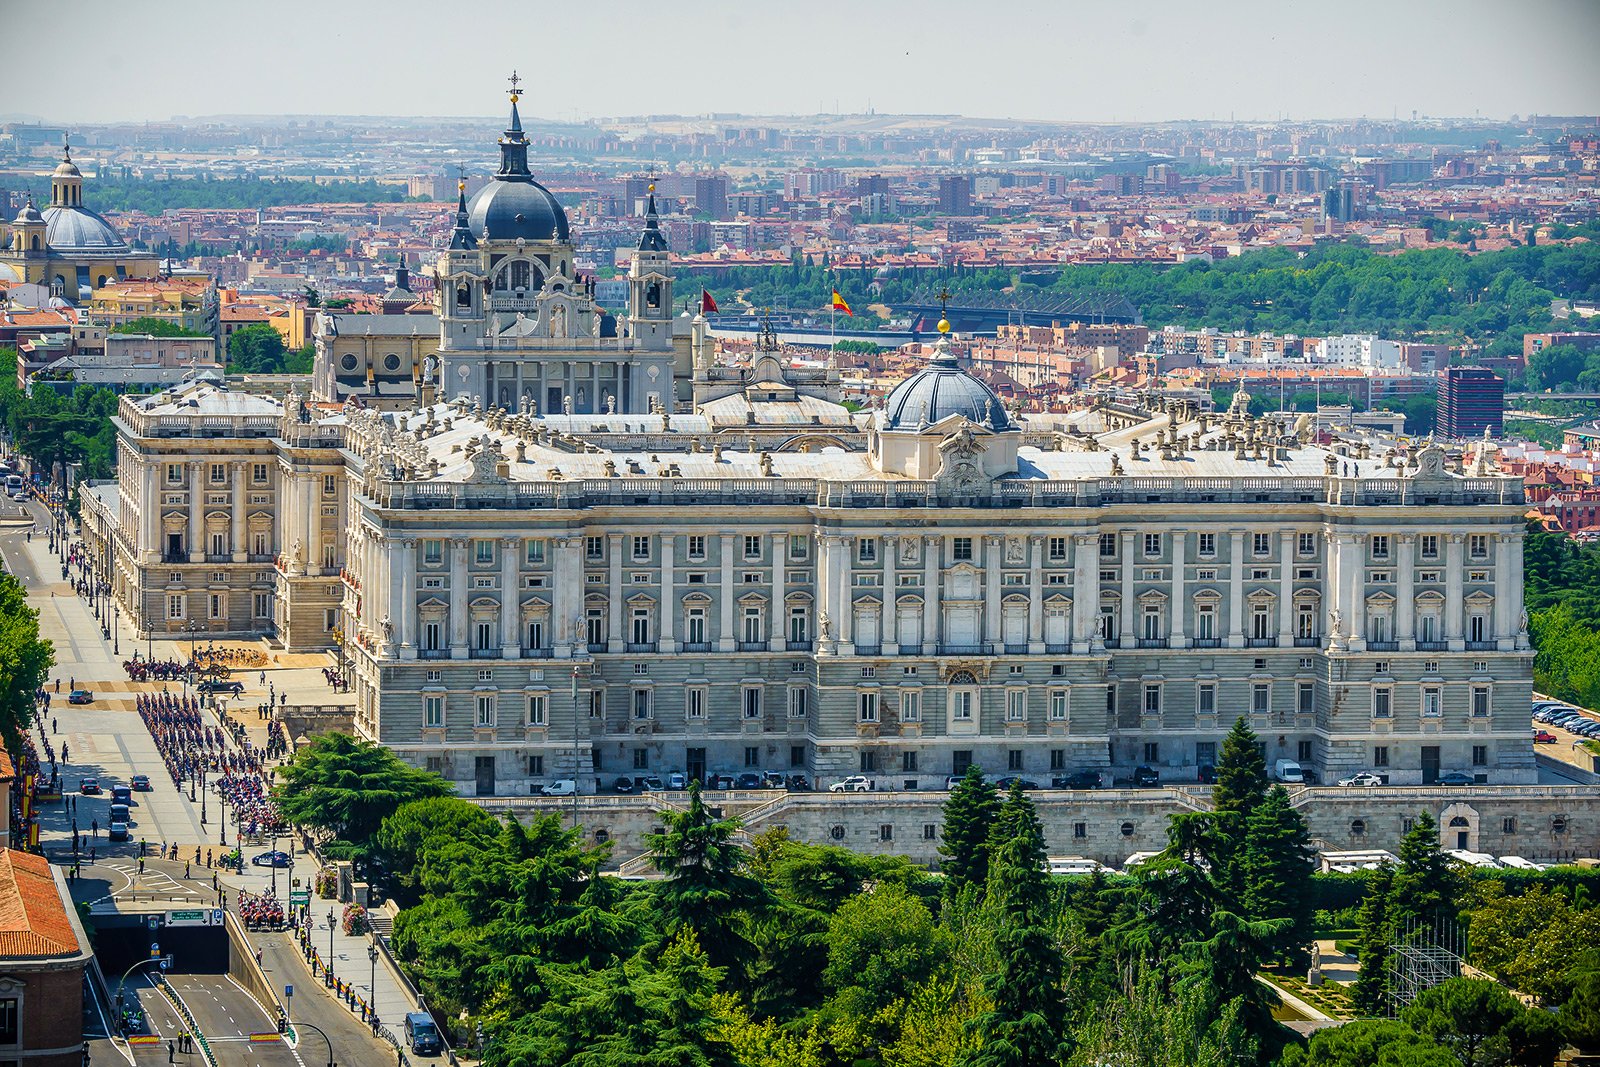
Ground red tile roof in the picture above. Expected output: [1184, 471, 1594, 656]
[0, 850, 85, 960]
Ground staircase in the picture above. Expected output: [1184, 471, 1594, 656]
[366, 911, 394, 940]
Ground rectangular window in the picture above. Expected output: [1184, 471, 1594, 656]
[1503, 816, 1517, 834]
[168, 594, 185, 620]
[1422, 687, 1442, 717]
[1074, 822, 1087, 840]
[210, 463, 226, 484]
[789, 534, 808, 560]
[1006, 690, 1026, 722]
[1048, 536, 1067, 561]
[902, 751, 918, 773]
[1198, 683, 1216, 716]
[1469, 534, 1488, 559]
[1373, 745, 1390, 768]
[791, 744, 807, 768]
[857, 538, 876, 562]
[860, 751, 877, 773]
[1143, 684, 1161, 715]
[527, 694, 546, 726]
[209, 593, 224, 620]
[1050, 749, 1066, 770]
[473, 539, 494, 565]
[586, 536, 604, 560]
[476, 695, 495, 727]
[952, 690, 975, 721]
[1049, 689, 1068, 721]
[744, 687, 764, 720]
[633, 689, 653, 720]
[323, 474, 337, 495]
[952, 537, 973, 561]
[1100, 532, 1117, 557]
[423, 539, 443, 565]
[1371, 534, 1390, 560]
[1471, 686, 1490, 718]
[589, 690, 604, 718]
[631, 749, 649, 771]
[1297, 681, 1314, 715]
[1143, 742, 1160, 763]
[424, 695, 443, 727]
[1472, 745, 1488, 767]
[788, 687, 808, 719]
[686, 688, 706, 719]
[858, 690, 878, 722]
[1298, 740, 1314, 762]
[901, 690, 922, 722]
[632, 535, 650, 560]
[167, 463, 184, 484]
[687, 535, 706, 559]
[252, 462, 268, 483]
[1143, 532, 1161, 557]
[1421, 534, 1439, 559]
[1298, 532, 1316, 557]
[1253, 532, 1271, 557]
[1373, 688, 1392, 718]
[1252, 683, 1270, 715]
[1008, 750, 1024, 771]
[745, 746, 760, 768]
[1198, 532, 1216, 556]
[879, 824, 893, 841]
[253, 592, 271, 618]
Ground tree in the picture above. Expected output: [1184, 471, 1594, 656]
[272, 732, 451, 860]
[1562, 965, 1600, 1050]
[1467, 883, 1600, 1003]
[109, 317, 208, 337]
[959, 785, 1067, 1067]
[646, 781, 768, 972]
[1401, 978, 1558, 1067]
[1241, 784, 1316, 963]
[374, 796, 499, 904]
[939, 765, 1000, 896]
[1390, 812, 1462, 930]
[227, 323, 288, 373]
[1283, 1019, 1457, 1067]
[0, 573, 53, 749]
[1212, 716, 1269, 896]
[1352, 865, 1395, 1016]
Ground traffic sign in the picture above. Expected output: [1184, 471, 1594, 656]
[150, 942, 160, 957]
[289, 890, 310, 906]
[284, 984, 293, 999]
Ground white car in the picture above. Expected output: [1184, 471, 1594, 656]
[541, 779, 577, 796]
[1338, 772, 1383, 787]
[828, 775, 872, 793]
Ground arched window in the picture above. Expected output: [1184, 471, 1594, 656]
[456, 283, 470, 309]
[512, 260, 532, 290]
[30, 235, 40, 251]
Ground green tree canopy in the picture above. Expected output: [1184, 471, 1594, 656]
[110, 317, 209, 337]
[940, 765, 1001, 896]
[272, 732, 451, 859]
[227, 322, 289, 373]
[0, 573, 53, 749]
[1241, 784, 1316, 964]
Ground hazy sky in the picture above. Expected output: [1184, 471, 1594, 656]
[7, 0, 1598, 125]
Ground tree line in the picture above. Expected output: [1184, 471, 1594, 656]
[268, 721, 1599, 1066]
[16, 174, 414, 214]
[1523, 522, 1600, 708]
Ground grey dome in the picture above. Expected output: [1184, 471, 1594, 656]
[882, 354, 1012, 431]
[466, 178, 569, 243]
[42, 206, 127, 251]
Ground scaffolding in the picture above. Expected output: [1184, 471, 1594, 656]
[1386, 918, 1465, 1013]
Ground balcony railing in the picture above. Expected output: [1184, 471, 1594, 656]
[1003, 643, 1030, 655]
[853, 644, 882, 656]
[419, 648, 448, 660]
[522, 648, 553, 659]
[1192, 637, 1222, 648]
[1416, 641, 1448, 652]
[897, 644, 922, 655]
[681, 641, 711, 652]
[737, 640, 768, 652]
[1465, 640, 1496, 651]
[785, 639, 813, 652]
[938, 643, 994, 655]
[469, 647, 498, 659]
[588, 641, 609, 654]
[1136, 638, 1169, 649]
[1045, 643, 1071, 654]
[625, 641, 658, 653]
[1367, 641, 1400, 652]
[1294, 636, 1320, 647]
[1246, 637, 1278, 648]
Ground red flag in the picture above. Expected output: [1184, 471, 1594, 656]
[700, 288, 719, 314]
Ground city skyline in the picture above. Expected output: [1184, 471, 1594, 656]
[7, 0, 1599, 127]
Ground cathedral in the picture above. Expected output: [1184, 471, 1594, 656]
[0, 139, 159, 301]
[82, 84, 1536, 809]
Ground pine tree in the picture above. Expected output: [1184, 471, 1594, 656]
[961, 786, 1067, 1067]
[1390, 812, 1462, 931]
[1240, 785, 1316, 964]
[1211, 717, 1269, 899]
[940, 765, 1001, 896]
[1352, 865, 1394, 1016]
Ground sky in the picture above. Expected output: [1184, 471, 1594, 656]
[5, 0, 1598, 126]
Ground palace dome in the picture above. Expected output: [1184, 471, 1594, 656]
[465, 178, 569, 244]
[881, 326, 1012, 431]
[42, 206, 128, 251]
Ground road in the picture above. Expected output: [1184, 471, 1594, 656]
[164, 975, 300, 1067]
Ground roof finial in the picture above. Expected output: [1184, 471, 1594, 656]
[508, 70, 522, 101]
[62, 135, 71, 163]
[936, 285, 952, 335]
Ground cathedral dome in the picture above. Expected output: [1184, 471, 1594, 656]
[465, 178, 569, 243]
[881, 324, 1012, 431]
[42, 206, 128, 251]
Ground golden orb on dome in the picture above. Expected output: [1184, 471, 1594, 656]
[937, 318, 951, 334]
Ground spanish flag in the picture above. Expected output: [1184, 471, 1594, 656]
[831, 290, 853, 316]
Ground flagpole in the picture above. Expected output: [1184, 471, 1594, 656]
[830, 268, 836, 357]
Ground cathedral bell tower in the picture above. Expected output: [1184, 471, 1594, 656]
[626, 183, 673, 348]
[435, 177, 483, 351]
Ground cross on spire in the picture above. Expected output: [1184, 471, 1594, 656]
[936, 286, 952, 317]
[507, 71, 522, 97]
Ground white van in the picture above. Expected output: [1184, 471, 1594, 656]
[541, 779, 577, 796]
[1273, 759, 1305, 784]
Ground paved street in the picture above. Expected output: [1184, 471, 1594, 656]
[1, 501, 431, 1065]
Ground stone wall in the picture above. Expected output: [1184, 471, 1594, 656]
[469, 785, 1600, 871]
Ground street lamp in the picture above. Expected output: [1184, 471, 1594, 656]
[326, 908, 337, 968]
[367, 936, 378, 1024]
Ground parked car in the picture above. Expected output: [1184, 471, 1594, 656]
[1056, 770, 1103, 790]
[1273, 759, 1306, 784]
[1437, 772, 1476, 786]
[109, 803, 131, 824]
[110, 785, 132, 805]
[78, 778, 100, 796]
[1533, 730, 1558, 744]
[633, 775, 664, 792]
[828, 775, 873, 793]
[1197, 763, 1217, 785]
[542, 779, 577, 796]
[995, 777, 1040, 791]
[108, 821, 131, 842]
[734, 772, 765, 790]
[707, 774, 736, 790]
[1338, 771, 1384, 787]
[67, 689, 93, 705]
[1133, 765, 1161, 787]
[785, 773, 812, 791]
[130, 775, 151, 791]
[251, 850, 291, 868]
[611, 776, 635, 794]
[405, 1012, 443, 1056]
[666, 772, 687, 789]
[197, 680, 243, 696]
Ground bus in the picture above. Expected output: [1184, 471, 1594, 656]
[4, 474, 23, 498]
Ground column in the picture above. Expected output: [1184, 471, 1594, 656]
[1509, 532, 1528, 649]
[1027, 535, 1044, 654]
[1170, 530, 1187, 647]
[923, 536, 940, 649]
[303, 478, 319, 570]
[608, 534, 624, 645]
[1120, 530, 1135, 647]
[1278, 530, 1294, 644]
[1073, 533, 1099, 654]
[449, 538, 467, 657]
[1397, 534, 1416, 650]
[1227, 529, 1245, 648]
[1321, 525, 1339, 647]
[230, 462, 246, 562]
[769, 532, 784, 648]
[1346, 534, 1367, 652]
[141, 461, 158, 559]
[187, 462, 204, 562]
[836, 536, 854, 653]
[660, 534, 676, 652]
[1445, 533, 1465, 650]
[501, 537, 519, 655]
[881, 533, 897, 654]
[718, 533, 736, 651]
[817, 535, 836, 654]
[399, 539, 416, 655]
[983, 536, 1002, 648]
[553, 536, 575, 657]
